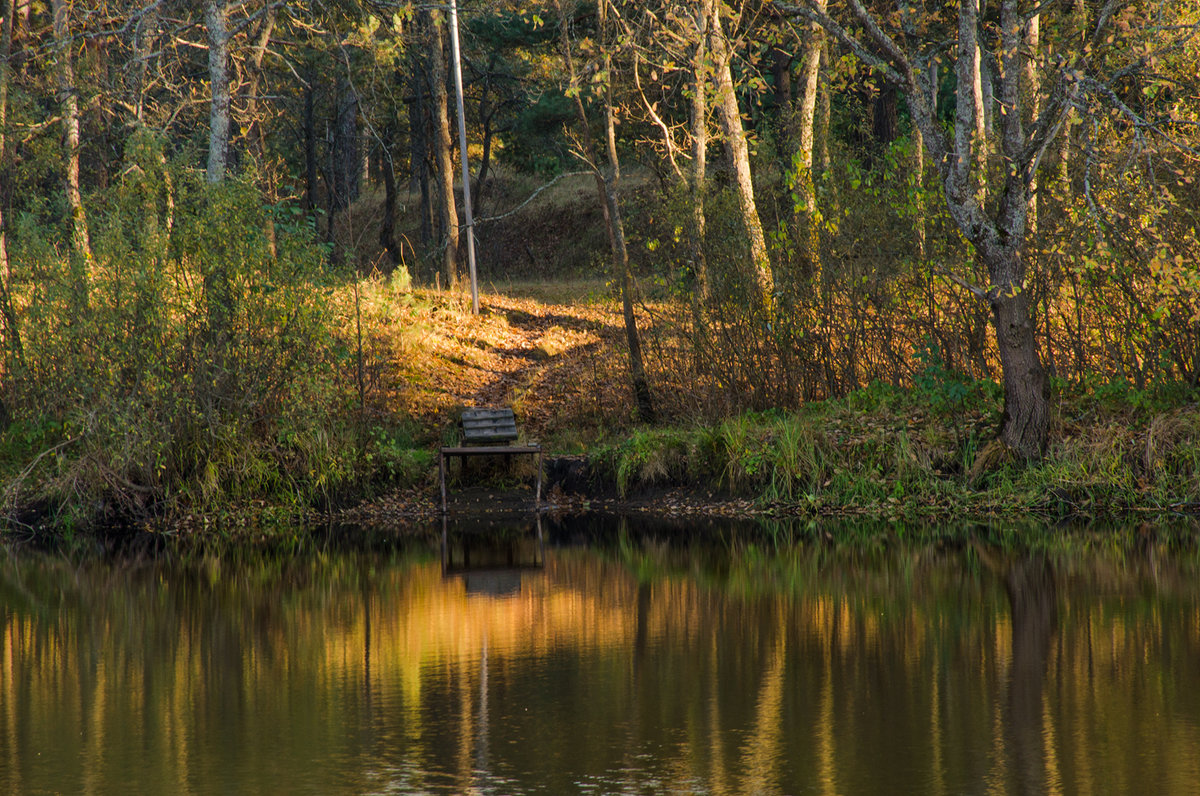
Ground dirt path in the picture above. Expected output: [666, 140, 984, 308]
[379, 289, 634, 444]
[337, 286, 768, 526]
[335, 289, 632, 525]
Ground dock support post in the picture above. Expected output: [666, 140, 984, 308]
[535, 447, 544, 510]
[439, 450, 448, 514]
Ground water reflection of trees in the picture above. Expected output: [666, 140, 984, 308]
[1, 534, 1199, 793]
[974, 543, 1060, 795]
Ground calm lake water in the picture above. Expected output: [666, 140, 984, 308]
[2, 515, 1199, 795]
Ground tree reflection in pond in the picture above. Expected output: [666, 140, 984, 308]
[1, 520, 1198, 794]
[974, 542, 1060, 795]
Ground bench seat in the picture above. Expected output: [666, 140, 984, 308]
[439, 408, 542, 514]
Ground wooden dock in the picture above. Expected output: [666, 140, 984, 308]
[439, 408, 543, 514]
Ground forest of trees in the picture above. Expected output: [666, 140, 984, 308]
[0, 0, 1197, 525]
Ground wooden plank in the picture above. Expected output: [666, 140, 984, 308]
[462, 428, 518, 444]
[462, 422, 518, 433]
[441, 445, 540, 456]
[463, 430, 519, 444]
[462, 411, 514, 427]
[462, 421, 516, 431]
[461, 408, 513, 421]
[461, 407, 519, 443]
[462, 414, 516, 426]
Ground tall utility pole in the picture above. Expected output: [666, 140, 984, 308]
[448, 0, 479, 314]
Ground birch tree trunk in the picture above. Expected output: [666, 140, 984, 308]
[970, 0, 1048, 458]
[933, 0, 1049, 457]
[792, 0, 824, 279]
[203, 0, 234, 410]
[689, 3, 709, 301]
[1023, 13, 1040, 233]
[914, 60, 937, 262]
[797, 0, 1054, 458]
[706, 0, 773, 311]
[0, 0, 22, 367]
[129, 0, 157, 123]
[0, 0, 10, 283]
[205, 0, 230, 184]
[969, 0, 987, 200]
[989, 0, 1049, 457]
[244, 6, 276, 259]
[816, 43, 831, 176]
[52, 0, 90, 265]
[430, 12, 459, 289]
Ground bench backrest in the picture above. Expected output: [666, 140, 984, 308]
[461, 408, 520, 444]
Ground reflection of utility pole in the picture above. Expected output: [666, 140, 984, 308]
[476, 635, 489, 777]
[363, 582, 371, 701]
[448, 0, 479, 314]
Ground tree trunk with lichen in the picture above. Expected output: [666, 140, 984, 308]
[430, 11, 459, 289]
[791, 0, 824, 281]
[52, 0, 90, 313]
[688, 3, 709, 302]
[943, 0, 1049, 460]
[202, 0, 234, 413]
[205, 0, 230, 185]
[0, 0, 23, 384]
[706, 0, 773, 312]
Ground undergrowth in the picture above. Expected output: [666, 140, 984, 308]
[0, 143, 429, 534]
[593, 376, 1200, 520]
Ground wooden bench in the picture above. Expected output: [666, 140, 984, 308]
[439, 408, 543, 514]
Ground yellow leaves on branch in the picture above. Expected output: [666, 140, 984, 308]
[1148, 251, 1200, 323]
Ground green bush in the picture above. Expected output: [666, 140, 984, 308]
[0, 133, 404, 529]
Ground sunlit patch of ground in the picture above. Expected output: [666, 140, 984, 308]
[341, 280, 661, 447]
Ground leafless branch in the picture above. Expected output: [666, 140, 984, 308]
[633, 54, 683, 180]
[475, 171, 594, 225]
[937, 270, 989, 300]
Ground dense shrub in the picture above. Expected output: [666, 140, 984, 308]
[0, 134, 383, 528]
[629, 131, 1199, 419]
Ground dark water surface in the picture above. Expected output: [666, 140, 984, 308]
[2, 516, 1199, 794]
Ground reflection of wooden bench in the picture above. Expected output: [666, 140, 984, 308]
[439, 408, 543, 514]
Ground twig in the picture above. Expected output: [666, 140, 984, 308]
[936, 270, 989, 301]
[475, 171, 593, 225]
[2, 437, 81, 508]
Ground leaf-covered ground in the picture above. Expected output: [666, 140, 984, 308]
[332, 281, 1200, 530]
[335, 282, 677, 525]
[365, 285, 643, 444]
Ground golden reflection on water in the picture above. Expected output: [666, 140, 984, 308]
[1, 540, 1199, 794]
[816, 634, 838, 796]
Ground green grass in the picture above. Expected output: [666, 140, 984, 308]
[590, 380, 1200, 521]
